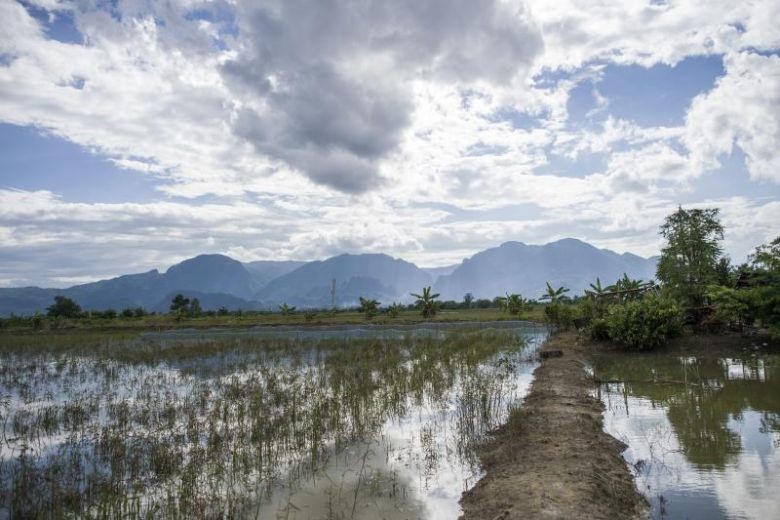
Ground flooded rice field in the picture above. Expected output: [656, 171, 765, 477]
[592, 349, 780, 519]
[0, 322, 547, 519]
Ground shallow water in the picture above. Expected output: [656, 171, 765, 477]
[592, 348, 780, 519]
[0, 323, 547, 519]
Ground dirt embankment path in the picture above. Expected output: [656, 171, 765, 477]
[460, 331, 648, 520]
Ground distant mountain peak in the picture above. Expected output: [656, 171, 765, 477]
[166, 253, 242, 272]
[549, 237, 588, 246]
[0, 238, 659, 315]
[433, 238, 657, 301]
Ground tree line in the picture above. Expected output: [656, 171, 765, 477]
[564, 207, 779, 349]
[4, 206, 777, 342]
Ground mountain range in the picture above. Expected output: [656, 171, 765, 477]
[0, 238, 658, 316]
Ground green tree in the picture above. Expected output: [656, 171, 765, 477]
[584, 278, 609, 317]
[31, 312, 43, 330]
[170, 294, 190, 314]
[608, 273, 644, 303]
[189, 298, 202, 317]
[656, 207, 724, 307]
[386, 302, 404, 318]
[499, 293, 525, 316]
[463, 293, 474, 309]
[715, 257, 733, 286]
[585, 278, 606, 298]
[46, 295, 81, 318]
[411, 286, 441, 318]
[706, 285, 754, 330]
[540, 282, 569, 304]
[747, 236, 780, 336]
[750, 236, 780, 272]
[279, 303, 296, 316]
[358, 297, 379, 320]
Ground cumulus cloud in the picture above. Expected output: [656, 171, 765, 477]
[1, 0, 779, 286]
[526, 0, 780, 68]
[0, 188, 446, 285]
[599, 142, 692, 194]
[684, 51, 780, 183]
[222, 0, 543, 192]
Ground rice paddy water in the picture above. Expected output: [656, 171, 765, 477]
[0, 322, 547, 519]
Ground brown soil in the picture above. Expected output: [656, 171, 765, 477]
[460, 331, 648, 520]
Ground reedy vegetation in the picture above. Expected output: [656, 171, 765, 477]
[0, 327, 541, 518]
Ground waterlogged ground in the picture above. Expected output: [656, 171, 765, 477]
[592, 348, 780, 519]
[0, 322, 547, 519]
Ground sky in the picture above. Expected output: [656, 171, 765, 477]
[1, 0, 779, 288]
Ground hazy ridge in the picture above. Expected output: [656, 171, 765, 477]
[0, 238, 657, 315]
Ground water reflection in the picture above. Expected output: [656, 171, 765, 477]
[0, 324, 546, 519]
[593, 351, 780, 519]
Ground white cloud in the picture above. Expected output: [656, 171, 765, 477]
[0, 0, 779, 285]
[526, 0, 780, 69]
[600, 142, 693, 194]
[685, 51, 780, 183]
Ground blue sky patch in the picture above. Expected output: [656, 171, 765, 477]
[591, 55, 725, 126]
[0, 124, 161, 203]
[21, 2, 83, 44]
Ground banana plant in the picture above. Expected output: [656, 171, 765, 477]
[608, 273, 644, 302]
[279, 303, 296, 316]
[386, 302, 404, 318]
[585, 277, 606, 299]
[540, 282, 569, 304]
[358, 296, 379, 320]
[410, 286, 441, 318]
[505, 293, 525, 315]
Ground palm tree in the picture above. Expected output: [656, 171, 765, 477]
[279, 303, 296, 316]
[540, 282, 569, 304]
[411, 286, 441, 318]
[359, 296, 379, 320]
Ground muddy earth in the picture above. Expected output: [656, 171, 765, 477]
[460, 331, 648, 519]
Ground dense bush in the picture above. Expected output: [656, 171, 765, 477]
[586, 318, 610, 341]
[576, 297, 610, 320]
[544, 303, 574, 329]
[706, 285, 755, 330]
[604, 297, 682, 350]
[46, 295, 81, 318]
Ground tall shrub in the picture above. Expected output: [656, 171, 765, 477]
[544, 303, 574, 329]
[605, 297, 682, 350]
